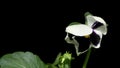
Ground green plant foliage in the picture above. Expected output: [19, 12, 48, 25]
[58, 52, 72, 68]
[0, 52, 46, 68]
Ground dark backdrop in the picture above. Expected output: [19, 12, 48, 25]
[1, 0, 118, 68]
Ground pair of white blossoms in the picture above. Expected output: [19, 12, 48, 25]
[65, 12, 107, 56]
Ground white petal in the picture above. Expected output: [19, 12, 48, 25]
[72, 36, 90, 56]
[86, 15, 96, 27]
[72, 36, 80, 56]
[66, 24, 93, 36]
[94, 25, 107, 35]
[65, 33, 74, 44]
[86, 15, 107, 35]
[93, 16, 107, 35]
[93, 16, 106, 25]
[90, 30, 103, 48]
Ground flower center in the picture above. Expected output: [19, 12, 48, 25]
[84, 35, 90, 38]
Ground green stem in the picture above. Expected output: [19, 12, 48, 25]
[82, 48, 92, 68]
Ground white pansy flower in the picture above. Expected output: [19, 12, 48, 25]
[65, 12, 107, 56]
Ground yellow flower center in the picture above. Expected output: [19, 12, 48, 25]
[84, 35, 90, 38]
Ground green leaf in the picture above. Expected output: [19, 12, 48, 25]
[53, 53, 62, 65]
[46, 64, 58, 68]
[58, 52, 72, 68]
[0, 51, 46, 68]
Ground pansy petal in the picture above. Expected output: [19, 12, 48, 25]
[94, 25, 107, 35]
[65, 34, 81, 56]
[91, 21, 103, 29]
[66, 24, 93, 36]
[90, 30, 102, 48]
[72, 36, 80, 56]
[65, 33, 74, 44]
[65, 34, 91, 56]
[68, 22, 81, 26]
[85, 15, 96, 27]
[72, 36, 90, 56]
[84, 12, 93, 18]
[93, 16, 107, 35]
[86, 15, 107, 35]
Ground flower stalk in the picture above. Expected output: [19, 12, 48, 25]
[82, 47, 92, 68]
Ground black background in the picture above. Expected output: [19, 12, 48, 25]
[1, 0, 118, 68]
